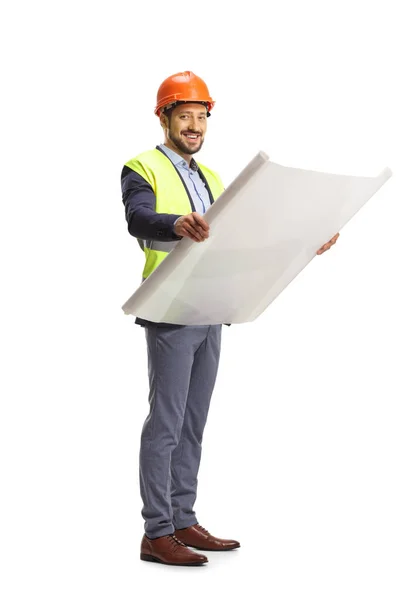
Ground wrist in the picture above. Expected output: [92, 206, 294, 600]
[172, 216, 183, 239]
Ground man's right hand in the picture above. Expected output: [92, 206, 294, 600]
[174, 212, 210, 242]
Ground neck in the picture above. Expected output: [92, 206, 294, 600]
[163, 140, 192, 165]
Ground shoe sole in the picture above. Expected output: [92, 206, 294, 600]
[181, 545, 240, 551]
[140, 553, 207, 566]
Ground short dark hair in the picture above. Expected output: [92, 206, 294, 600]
[162, 105, 175, 122]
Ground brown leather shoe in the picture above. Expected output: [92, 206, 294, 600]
[174, 524, 240, 551]
[140, 534, 208, 566]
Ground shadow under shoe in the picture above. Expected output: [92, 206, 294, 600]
[140, 534, 208, 566]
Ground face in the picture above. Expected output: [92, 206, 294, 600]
[162, 103, 207, 156]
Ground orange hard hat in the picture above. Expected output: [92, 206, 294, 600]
[155, 71, 215, 117]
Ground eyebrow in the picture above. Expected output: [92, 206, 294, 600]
[179, 111, 206, 115]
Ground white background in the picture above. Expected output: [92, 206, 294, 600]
[1, 1, 399, 598]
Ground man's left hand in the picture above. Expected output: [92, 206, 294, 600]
[316, 232, 340, 255]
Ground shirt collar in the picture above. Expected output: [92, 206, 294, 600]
[159, 144, 199, 171]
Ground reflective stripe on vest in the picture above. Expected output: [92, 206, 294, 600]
[125, 147, 224, 279]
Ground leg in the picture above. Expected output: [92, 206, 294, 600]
[139, 324, 208, 539]
[171, 325, 222, 529]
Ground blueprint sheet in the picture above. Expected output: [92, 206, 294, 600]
[122, 151, 392, 325]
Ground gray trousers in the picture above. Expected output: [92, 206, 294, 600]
[139, 323, 222, 539]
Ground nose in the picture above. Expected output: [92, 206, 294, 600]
[187, 116, 203, 131]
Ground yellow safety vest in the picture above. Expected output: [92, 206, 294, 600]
[125, 147, 224, 279]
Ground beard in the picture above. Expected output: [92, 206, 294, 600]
[168, 130, 204, 155]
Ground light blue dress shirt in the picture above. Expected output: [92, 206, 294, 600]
[160, 144, 211, 215]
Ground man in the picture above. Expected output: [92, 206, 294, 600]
[121, 71, 339, 566]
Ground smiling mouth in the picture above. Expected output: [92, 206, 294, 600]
[182, 132, 201, 141]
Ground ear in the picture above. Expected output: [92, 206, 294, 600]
[160, 113, 168, 130]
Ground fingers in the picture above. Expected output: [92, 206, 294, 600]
[317, 243, 330, 254]
[192, 212, 210, 233]
[187, 213, 209, 240]
[182, 221, 206, 242]
[316, 232, 340, 254]
[176, 212, 210, 242]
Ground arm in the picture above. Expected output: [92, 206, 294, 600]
[121, 166, 183, 242]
